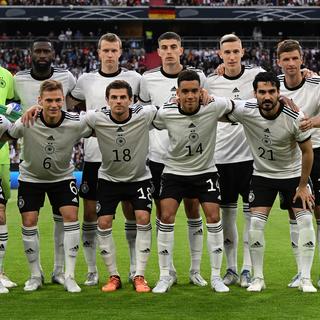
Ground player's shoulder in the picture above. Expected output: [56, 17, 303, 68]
[305, 76, 320, 86]
[0, 66, 13, 78]
[120, 67, 141, 77]
[277, 74, 285, 82]
[52, 67, 71, 75]
[244, 65, 265, 75]
[14, 69, 32, 78]
[242, 98, 258, 110]
[163, 101, 178, 110]
[131, 103, 145, 115]
[64, 111, 81, 121]
[142, 66, 161, 77]
[281, 106, 300, 120]
[185, 65, 204, 75]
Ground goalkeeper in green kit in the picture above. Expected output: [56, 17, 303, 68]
[0, 66, 19, 293]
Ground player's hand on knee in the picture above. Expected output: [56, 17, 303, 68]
[293, 185, 315, 211]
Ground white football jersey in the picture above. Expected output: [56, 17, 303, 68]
[139, 66, 207, 163]
[84, 104, 157, 183]
[71, 68, 141, 162]
[14, 67, 76, 111]
[206, 65, 264, 164]
[229, 99, 310, 179]
[9, 111, 92, 183]
[279, 75, 320, 148]
[152, 97, 233, 175]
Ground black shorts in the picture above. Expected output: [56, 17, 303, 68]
[249, 175, 306, 209]
[148, 160, 165, 199]
[160, 172, 221, 204]
[96, 178, 153, 216]
[0, 179, 6, 205]
[17, 179, 79, 213]
[79, 162, 101, 200]
[216, 160, 253, 205]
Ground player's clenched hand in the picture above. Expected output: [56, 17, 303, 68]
[293, 185, 315, 212]
[21, 105, 42, 127]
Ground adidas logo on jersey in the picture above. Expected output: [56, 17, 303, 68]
[170, 86, 176, 92]
[188, 123, 196, 128]
[251, 241, 263, 248]
[303, 241, 314, 248]
[47, 135, 55, 141]
[117, 127, 124, 133]
[159, 249, 169, 256]
[213, 248, 222, 254]
[25, 248, 35, 254]
[100, 249, 110, 255]
[232, 87, 240, 93]
[264, 128, 270, 134]
[140, 248, 151, 253]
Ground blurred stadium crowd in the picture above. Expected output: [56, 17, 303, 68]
[1, 0, 320, 6]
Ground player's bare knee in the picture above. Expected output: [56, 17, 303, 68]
[98, 216, 113, 229]
[0, 204, 5, 224]
[135, 213, 150, 225]
[22, 213, 38, 227]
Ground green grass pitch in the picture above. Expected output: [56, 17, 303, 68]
[1, 190, 319, 319]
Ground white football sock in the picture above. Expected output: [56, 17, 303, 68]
[53, 214, 64, 274]
[97, 227, 119, 276]
[82, 221, 97, 273]
[0, 224, 8, 272]
[289, 219, 300, 274]
[64, 221, 80, 279]
[207, 222, 224, 277]
[188, 217, 203, 273]
[135, 223, 152, 277]
[242, 203, 252, 272]
[249, 213, 267, 279]
[125, 220, 137, 274]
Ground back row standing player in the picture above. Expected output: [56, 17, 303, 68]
[139, 32, 207, 286]
[68, 33, 141, 285]
[13, 38, 76, 286]
[206, 34, 265, 287]
[276, 39, 320, 288]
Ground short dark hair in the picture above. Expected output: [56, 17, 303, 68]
[177, 70, 200, 87]
[98, 33, 122, 49]
[105, 80, 133, 99]
[219, 34, 241, 48]
[253, 72, 280, 91]
[32, 37, 53, 50]
[40, 80, 63, 96]
[277, 39, 302, 59]
[158, 32, 181, 45]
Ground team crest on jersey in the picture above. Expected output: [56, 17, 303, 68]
[248, 191, 255, 203]
[81, 182, 89, 194]
[262, 128, 272, 146]
[45, 144, 55, 154]
[96, 201, 101, 213]
[0, 77, 6, 88]
[116, 136, 126, 146]
[18, 196, 25, 209]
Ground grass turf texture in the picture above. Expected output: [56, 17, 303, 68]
[2, 190, 319, 319]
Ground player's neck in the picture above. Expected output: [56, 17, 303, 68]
[101, 64, 119, 75]
[111, 110, 130, 122]
[162, 63, 183, 75]
[284, 72, 303, 89]
[31, 67, 52, 80]
[224, 65, 242, 78]
[43, 112, 62, 125]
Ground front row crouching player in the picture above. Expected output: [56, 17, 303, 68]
[227, 72, 316, 292]
[83, 80, 155, 293]
[7, 80, 92, 292]
[152, 70, 234, 293]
